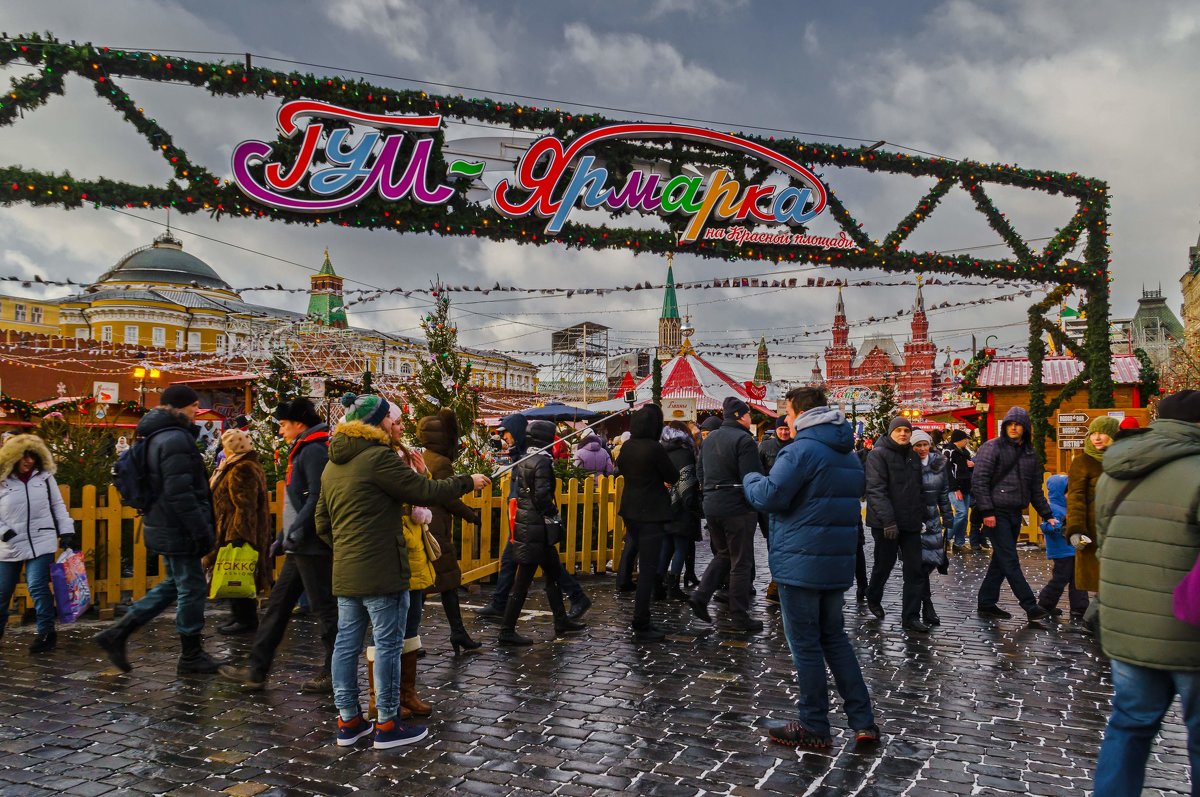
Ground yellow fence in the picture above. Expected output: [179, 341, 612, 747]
[3, 476, 628, 623]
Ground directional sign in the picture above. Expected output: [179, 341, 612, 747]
[1058, 438, 1085, 449]
[1058, 425, 1089, 437]
[1057, 412, 1089, 424]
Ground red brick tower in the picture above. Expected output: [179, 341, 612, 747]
[824, 287, 855, 385]
[901, 279, 937, 399]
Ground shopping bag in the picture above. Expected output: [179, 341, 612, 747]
[208, 543, 258, 600]
[50, 549, 92, 624]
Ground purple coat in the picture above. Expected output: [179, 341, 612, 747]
[573, 437, 614, 475]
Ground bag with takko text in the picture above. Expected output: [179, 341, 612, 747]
[208, 543, 258, 600]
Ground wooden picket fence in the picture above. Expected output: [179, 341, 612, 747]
[3, 476, 628, 623]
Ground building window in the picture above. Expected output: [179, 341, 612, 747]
[400, 363, 412, 376]
[152, 327, 166, 348]
[387, 356, 397, 373]
[74, 328, 88, 340]
[215, 334, 226, 352]
[124, 325, 139, 345]
[13, 304, 26, 322]
[175, 331, 184, 350]
[100, 325, 113, 342]
[31, 306, 43, 324]
[187, 331, 201, 352]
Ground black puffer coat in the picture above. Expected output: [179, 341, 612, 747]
[512, 420, 558, 565]
[864, 434, 924, 533]
[616, 405, 679, 523]
[919, 451, 953, 572]
[137, 407, 214, 556]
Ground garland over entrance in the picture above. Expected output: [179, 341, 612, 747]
[0, 33, 1116, 429]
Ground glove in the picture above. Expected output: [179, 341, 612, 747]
[58, 533, 77, 550]
[269, 534, 284, 558]
[467, 509, 483, 527]
[1070, 534, 1092, 550]
[883, 525, 899, 541]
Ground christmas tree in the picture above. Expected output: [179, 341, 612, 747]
[404, 290, 494, 475]
[864, 381, 898, 441]
[249, 350, 307, 485]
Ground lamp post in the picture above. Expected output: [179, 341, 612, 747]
[133, 365, 160, 408]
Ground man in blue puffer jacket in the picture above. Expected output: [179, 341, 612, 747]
[744, 387, 879, 751]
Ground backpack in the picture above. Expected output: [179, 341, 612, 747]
[111, 428, 175, 512]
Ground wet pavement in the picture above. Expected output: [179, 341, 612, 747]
[0, 540, 1193, 796]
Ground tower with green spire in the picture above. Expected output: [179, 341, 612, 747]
[657, 258, 681, 360]
[308, 248, 347, 329]
[754, 336, 773, 384]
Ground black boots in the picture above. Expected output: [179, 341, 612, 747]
[549, 581, 586, 636]
[667, 574, 688, 601]
[498, 628, 533, 646]
[922, 600, 941, 626]
[499, 584, 533, 646]
[218, 599, 258, 635]
[94, 613, 147, 672]
[29, 629, 56, 654]
[441, 590, 482, 654]
[176, 634, 221, 675]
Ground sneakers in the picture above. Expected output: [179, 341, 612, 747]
[854, 725, 882, 745]
[768, 722, 833, 750]
[977, 605, 1012, 620]
[373, 718, 429, 749]
[217, 664, 266, 692]
[960, 543, 973, 553]
[336, 714, 374, 747]
[720, 616, 764, 634]
[300, 674, 333, 694]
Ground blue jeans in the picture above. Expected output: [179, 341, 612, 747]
[948, 491, 971, 546]
[332, 592, 408, 723]
[777, 584, 875, 738]
[1094, 659, 1200, 796]
[490, 541, 584, 610]
[0, 553, 55, 635]
[658, 536, 689, 578]
[125, 555, 207, 636]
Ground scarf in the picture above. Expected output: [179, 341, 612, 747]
[209, 450, 255, 490]
[1083, 436, 1104, 462]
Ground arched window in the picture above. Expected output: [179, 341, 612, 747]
[400, 362, 413, 376]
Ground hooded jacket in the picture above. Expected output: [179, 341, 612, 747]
[512, 420, 559, 564]
[135, 407, 215, 557]
[864, 433, 924, 533]
[970, 406, 1053, 520]
[0, 435, 74, 562]
[416, 410, 481, 593]
[315, 421, 474, 597]
[946, 443, 973, 493]
[616, 405, 680, 523]
[697, 417, 763, 517]
[209, 453, 274, 593]
[1095, 419, 1200, 670]
[499, 413, 528, 498]
[573, 435, 615, 476]
[281, 423, 331, 556]
[662, 430, 701, 540]
[1039, 474, 1073, 560]
[742, 406, 863, 590]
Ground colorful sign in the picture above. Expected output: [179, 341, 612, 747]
[232, 101, 831, 245]
[93, 381, 119, 404]
[662, 397, 697, 422]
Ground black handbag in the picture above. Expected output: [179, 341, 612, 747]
[544, 514, 563, 546]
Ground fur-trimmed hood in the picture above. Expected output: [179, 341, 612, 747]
[0, 434, 55, 477]
[329, 420, 393, 465]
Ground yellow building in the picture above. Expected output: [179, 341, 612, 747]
[0, 230, 538, 390]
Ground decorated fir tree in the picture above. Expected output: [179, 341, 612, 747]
[864, 381, 898, 441]
[404, 290, 494, 475]
[249, 350, 307, 485]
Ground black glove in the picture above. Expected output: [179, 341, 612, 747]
[58, 533, 77, 550]
[269, 534, 285, 557]
[883, 525, 899, 541]
[469, 509, 483, 527]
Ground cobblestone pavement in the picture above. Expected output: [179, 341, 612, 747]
[0, 541, 1193, 797]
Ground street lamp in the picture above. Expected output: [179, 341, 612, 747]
[133, 365, 160, 407]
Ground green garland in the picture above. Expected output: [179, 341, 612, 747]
[0, 393, 144, 421]
[0, 33, 1113, 286]
[958, 348, 995, 399]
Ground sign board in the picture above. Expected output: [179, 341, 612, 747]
[1057, 412, 1089, 424]
[305, 377, 325, 399]
[1058, 425, 1088, 437]
[93, 382, 120, 404]
[1058, 438, 1085, 450]
[662, 397, 697, 423]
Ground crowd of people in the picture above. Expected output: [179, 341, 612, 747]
[1, 378, 1197, 792]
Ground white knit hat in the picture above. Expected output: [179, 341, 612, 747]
[910, 429, 932, 446]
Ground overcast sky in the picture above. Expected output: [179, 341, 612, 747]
[2, 0, 1197, 384]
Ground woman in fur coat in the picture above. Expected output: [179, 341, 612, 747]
[206, 429, 272, 635]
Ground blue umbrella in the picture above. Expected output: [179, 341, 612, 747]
[519, 401, 599, 422]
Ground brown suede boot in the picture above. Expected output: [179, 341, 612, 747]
[400, 645, 431, 718]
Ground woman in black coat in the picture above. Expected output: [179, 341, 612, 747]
[657, 421, 700, 601]
[499, 420, 587, 646]
[616, 405, 680, 642]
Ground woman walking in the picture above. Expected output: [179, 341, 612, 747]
[616, 405, 680, 642]
[206, 429, 273, 635]
[658, 421, 700, 602]
[499, 420, 587, 646]
[911, 430, 952, 631]
[0, 435, 74, 653]
[416, 410, 483, 654]
[1066, 415, 1120, 620]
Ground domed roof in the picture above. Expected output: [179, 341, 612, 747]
[95, 232, 234, 292]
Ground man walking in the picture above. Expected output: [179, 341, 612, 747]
[945, 429, 974, 552]
[744, 387, 879, 750]
[690, 396, 764, 633]
[972, 406, 1054, 622]
[1092, 390, 1200, 795]
[94, 384, 221, 674]
[219, 397, 337, 693]
[863, 417, 928, 632]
